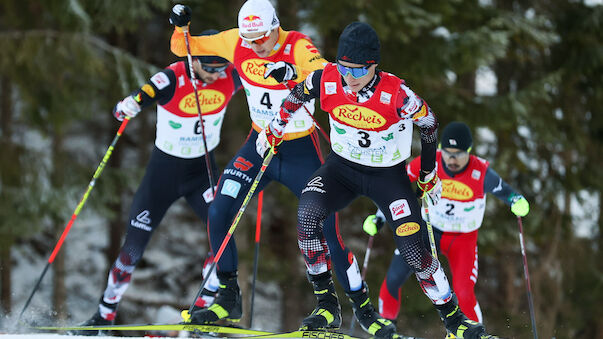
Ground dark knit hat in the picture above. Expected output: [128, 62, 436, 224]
[440, 121, 473, 151]
[195, 29, 229, 64]
[336, 22, 380, 65]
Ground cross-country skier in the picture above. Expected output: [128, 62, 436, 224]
[169, 0, 357, 325]
[72, 30, 242, 335]
[361, 121, 530, 324]
[259, 22, 497, 338]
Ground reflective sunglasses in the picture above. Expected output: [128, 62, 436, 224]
[441, 148, 470, 160]
[201, 64, 228, 73]
[240, 30, 271, 45]
[336, 63, 371, 79]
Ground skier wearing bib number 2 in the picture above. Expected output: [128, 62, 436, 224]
[71, 29, 242, 336]
[169, 0, 358, 326]
[362, 121, 529, 327]
[259, 22, 499, 338]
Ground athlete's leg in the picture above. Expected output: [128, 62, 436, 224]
[206, 131, 271, 273]
[100, 147, 182, 318]
[440, 230, 482, 322]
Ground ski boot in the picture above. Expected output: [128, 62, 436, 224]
[435, 295, 487, 339]
[347, 283, 397, 339]
[67, 306, 115, 336]
[189, 271, 242, 324]
[300, 271, 342, 330]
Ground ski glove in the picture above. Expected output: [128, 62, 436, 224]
[363, 210, 386, 236]
[264, 61, 298, 83]
[170, 4, 191, 27]
[417, 170, 442, 205]
[113, 95, 141, 121]
[256, 122, 284, 157]
[510, 195, 530, 217]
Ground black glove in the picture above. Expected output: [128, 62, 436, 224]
[169, 4, 191, 27]
[264, 61, 297, 83]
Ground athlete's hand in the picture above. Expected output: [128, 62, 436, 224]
[169, 4, 191, 27]
[256, 122, 284, 157]
[113, 95, 141, 121]
[510, 195, 530, 217]
[417, 170, 442, 205]
[363, 211, 385, 236]
[264, 61, 298, 83]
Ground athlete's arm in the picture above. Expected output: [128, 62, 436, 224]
[271, 69, 323, 130]
[130, 68, 178, 109]
[231, 68, 243, 92]
[396, 83, 438, 174]
[484, 167, 523, 206]
[170, 27, 238, 63]
[292, 38, 328, 83]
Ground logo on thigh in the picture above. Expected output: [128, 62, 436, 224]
[395, 222, 420, 236]
[302, 176, 326, 194]
[221, 179, 242, 198]
[389, 199, 411, 221]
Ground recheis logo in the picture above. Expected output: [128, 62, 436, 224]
[331, 105, 386, 130]
[240, 59, 280, 86]
[240, 15, 264, 32]
[395, 222, 420, 236]
[179, 89, 225, 115]
[442, 179, 474, 200]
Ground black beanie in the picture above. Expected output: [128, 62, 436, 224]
[336, 22, 380, 65]
[195, 29, 229, 64]
[440, 121, 473, 151]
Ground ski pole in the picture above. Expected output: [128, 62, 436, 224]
[423, 197, 438, 259]
[18, 117, 131, 322]
[182, 27, 216, 196]
[249, 190, 264, 328]
[349, 235, 374, 333]
[517, 216, 539, 339]
[283, 82, 330, 144]
[186, 148, 275, 317]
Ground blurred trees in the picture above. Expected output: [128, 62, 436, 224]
[0, 0, 601, 338]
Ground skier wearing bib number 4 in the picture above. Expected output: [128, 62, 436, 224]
[71, 29, 243, 336]
[169, 0, 359, 326]
[260, 22, 500, 338]
[361, 121, 529, 329]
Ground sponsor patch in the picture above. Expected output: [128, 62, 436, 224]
[389, 199, 411, 221]
[380, 91, 392, 104]
[441, 179, 474, 200]
[151, 72, 170, 90]
[471, 169, 481, 180]
[234, 156, 254, 171]
[179, 89, 225, 115]
[395, 222, 420, 236]
[332, 105, 386, 129]
[202, 186, 216, 203]
[141, 84, 156, 98]
[221, 179, 241, 198]
[284, 44, 291, 55]
[325, 82, 337, 95]
[307, 176, 324, 187]
[178, 75, 185, 87]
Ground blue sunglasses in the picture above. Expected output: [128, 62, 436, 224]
[336, 63, 371, 79]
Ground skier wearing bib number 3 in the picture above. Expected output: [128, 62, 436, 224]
[260, 22, 499, 338]
[71, 29, 242, 336]
[169, 0, 357, 326]
[361, 121, 529, 327]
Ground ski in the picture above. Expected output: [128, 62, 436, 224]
[32, 322, 271, 335]
[244, 330, 361, 339]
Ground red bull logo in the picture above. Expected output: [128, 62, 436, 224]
[241, 15, 264, 30]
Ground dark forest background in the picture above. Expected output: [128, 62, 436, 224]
[0, 0, 601, 338]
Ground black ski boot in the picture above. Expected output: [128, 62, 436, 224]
[347, 283, 397, 339]
[67, 307, 115, 336]
[190, 271, 242, 324]
[300, 271, 342, 330]
[435, 295, 486, 339]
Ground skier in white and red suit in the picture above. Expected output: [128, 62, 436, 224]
[71, 29, 242, 335]
[258, 22, 496, 339]
[366, 121, 530, 323]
